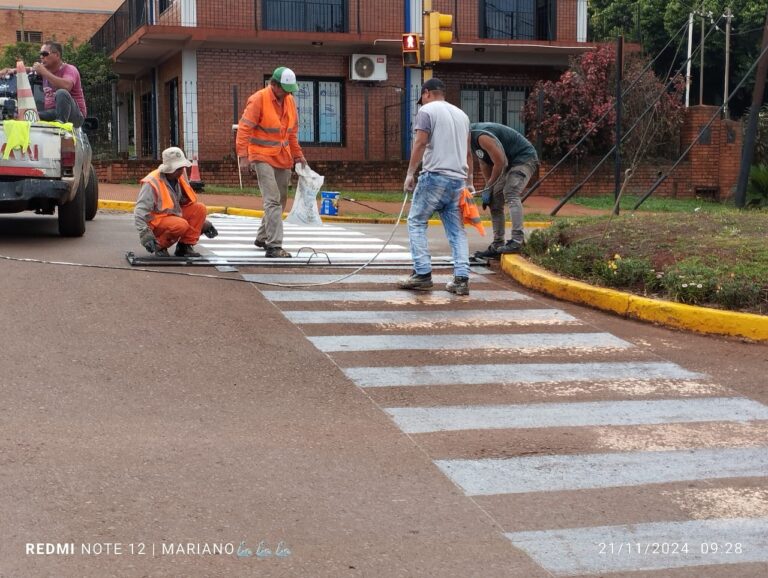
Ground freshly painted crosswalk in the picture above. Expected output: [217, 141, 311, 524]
[506, 518, 768, 575]
[435, 447, 768, 495]
[198, 214, 449, 263]
[309, 332, 632, 352]
[282, 309, 579, 325]
[262, 290, 531, 302]
[237, 240, 767, 576]
[343, 361, 703, 388]
[385, 397, 768, 433]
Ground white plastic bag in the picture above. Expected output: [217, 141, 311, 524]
[286, 163, 324, 225]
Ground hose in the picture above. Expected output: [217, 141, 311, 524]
[0, 191, 411, 288]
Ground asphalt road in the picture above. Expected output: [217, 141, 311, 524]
[1, 211, 767, 577]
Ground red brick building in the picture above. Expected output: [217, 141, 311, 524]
[0, 1, 121, 47]
[91, 0, 594, 163]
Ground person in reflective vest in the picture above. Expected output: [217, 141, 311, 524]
[236, 66, 307, 258]
[134, 147, 217, 257]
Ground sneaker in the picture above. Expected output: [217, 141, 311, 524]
[473, 243, 503, 259]
[265, 247, 292, 258]
[397, 272, 433, 291]
[154, 248, 170, 257]
[497, 239, 524, 254]
[254, 239, 267, 249]
[446, 276, 470, 296]
[174, 243, 201, 257]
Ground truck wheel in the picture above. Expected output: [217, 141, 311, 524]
[85, 165, 99, 221]
[58, 179, 86, 237]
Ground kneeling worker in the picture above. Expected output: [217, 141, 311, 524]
[134, 147, 217, 257]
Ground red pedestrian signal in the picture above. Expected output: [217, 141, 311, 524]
[402, 33, 421, 67]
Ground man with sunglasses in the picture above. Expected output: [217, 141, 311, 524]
[0, 42, 86, 127]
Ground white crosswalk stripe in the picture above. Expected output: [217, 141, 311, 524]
[230, 226, 768, 576]
[197, 214, 440, 262]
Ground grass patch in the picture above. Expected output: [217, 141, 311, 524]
[570, 194, 730, 213]
[524, 210, 768, 314]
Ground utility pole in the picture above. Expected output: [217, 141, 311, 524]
[699, 12, 705, 105]
[686, 12, 693, 107]
[723, 8, 733, 119]
[614, 36, 624, 214]
[735, 7, 768, 208]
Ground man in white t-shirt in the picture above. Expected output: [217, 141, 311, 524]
[398, 78, 473, 296]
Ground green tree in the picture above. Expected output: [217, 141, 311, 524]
[0, 42, 39, 69]
[61, 40, 117, 91]
[590, 0, 766, 117]
[0, 39, 115, 90]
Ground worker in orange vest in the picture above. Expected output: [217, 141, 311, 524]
[236, 66, 307, 258]
[134, 147, 217, 257]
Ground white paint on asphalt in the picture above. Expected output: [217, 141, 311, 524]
[344, 361, 704, 388]
[385, 397, 768, 433]
[435, 447, 768, 495]
[506, 518, 768, 575]
[309, 332, 631, 352]
[262, 290, 528, 302]
[211, 250, 423, 260]
[282, 309, 578, 325]
[245, 274, 491, 284]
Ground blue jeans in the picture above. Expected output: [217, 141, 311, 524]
[407, 171, 469, 278]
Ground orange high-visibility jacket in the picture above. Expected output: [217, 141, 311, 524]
[237, 87, 300, 164]
[140, 169, 197, 225]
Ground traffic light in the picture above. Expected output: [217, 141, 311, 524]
[424, 11, 453, 63]
[401, 33, 421, 67]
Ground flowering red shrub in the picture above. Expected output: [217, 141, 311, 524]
[524, 45, 685, 162]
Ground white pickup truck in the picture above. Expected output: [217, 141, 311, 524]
[0, 73, 98, 236]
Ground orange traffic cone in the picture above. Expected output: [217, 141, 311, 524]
[187, 155, 205, 192]
[15, 60, 39, 122]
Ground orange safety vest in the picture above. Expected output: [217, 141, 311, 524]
[141, 169, 197, 224]
[241, 87, 298, 159]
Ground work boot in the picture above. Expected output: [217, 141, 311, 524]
[446, 276, 470, 296]
[473, 242, 503, 259]
[497, 239, 524, 254]
[254, 239, 267, 249]
[265, 247, 292, 258]
[174, 243, 201, 257]
[154, 248, 170, 257]
[397, 272, 433, 291]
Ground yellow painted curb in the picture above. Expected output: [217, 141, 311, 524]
[98, 200, 135, 211]
[501, 255, 768, 342]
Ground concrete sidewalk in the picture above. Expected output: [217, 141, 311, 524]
[99, 182, 608, 218]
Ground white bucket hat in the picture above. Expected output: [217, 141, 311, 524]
[158, 147, 192, 173]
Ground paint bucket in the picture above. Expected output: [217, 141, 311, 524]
[319, 191, 340, 216]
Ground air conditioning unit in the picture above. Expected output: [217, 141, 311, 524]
[350, 54, 387, 81]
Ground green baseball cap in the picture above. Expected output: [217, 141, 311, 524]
[271, 66, 298, 93]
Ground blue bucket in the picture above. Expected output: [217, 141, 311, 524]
[319, 191, 340, 216]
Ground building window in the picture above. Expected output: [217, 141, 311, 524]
[140, 91, 156, 158]
[262, 0, 348, 33]
[16, 30, 43, 43]
[294, 78, 343, 146]
[159, 0, 174, 13]
[480, 0, 555, 41]
[167, 78, 179, 147]
[461, 87, 527, 134]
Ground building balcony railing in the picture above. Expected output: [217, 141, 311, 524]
[91, 0, 588, 56]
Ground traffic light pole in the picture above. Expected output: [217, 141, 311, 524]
[423, 0, 433, 81]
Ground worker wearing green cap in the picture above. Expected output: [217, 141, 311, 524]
[236, 66, 307, 258]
